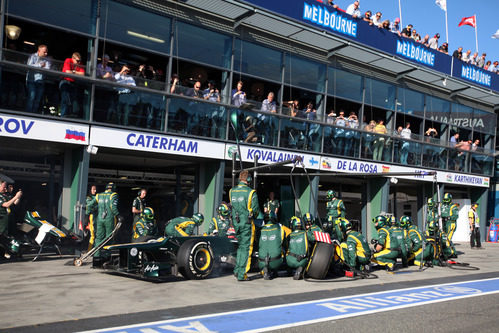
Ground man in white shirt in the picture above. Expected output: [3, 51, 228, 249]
[346, 1, 361, 18]
[428, 33, 440, 50]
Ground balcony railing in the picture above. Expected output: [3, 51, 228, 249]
[0, 62, 494, 176]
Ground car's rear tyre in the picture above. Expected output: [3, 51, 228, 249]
[177, 239, 214, 279]
[305, 242, 335, 279]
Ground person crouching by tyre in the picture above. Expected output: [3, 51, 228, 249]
[371, 215, 399, 271]
[337, 218, 371, 276]
[230, 170, 261, 281]
[132, 207, 157, 243]
[165, 213, 203, 237]
[258, 212, 291, 280]
[206, 203, 232, 237]
[86, 182, 120, 268]
[286, 216, 309, 280]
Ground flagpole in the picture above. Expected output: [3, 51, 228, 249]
[474, 14, 479, 52]
[444, 3, 449, 44]
[398, 0, 403, 28]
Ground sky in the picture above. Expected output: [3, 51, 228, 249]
[333, 0, 499, 59]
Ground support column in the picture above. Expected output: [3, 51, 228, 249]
[61, 147, 89, 233]
[366, 178, 389, 240]
[470, 187, 488, 242]
[198, 161, 225, 233]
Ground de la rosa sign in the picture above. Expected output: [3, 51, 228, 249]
[0, 113, 88, 145]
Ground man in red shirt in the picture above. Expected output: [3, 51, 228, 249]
[59, 52, 85, 117]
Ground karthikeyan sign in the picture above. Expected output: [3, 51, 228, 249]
[302, 2, 358, 37]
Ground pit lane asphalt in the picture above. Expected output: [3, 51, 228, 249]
[2, 243, 499, 333]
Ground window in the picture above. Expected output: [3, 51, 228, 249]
[426, 96, 450, 123]
[365, 78, 396, 111]
[328, 68, 363, 102]
[6, 0, 95, 34]
[472, 108, 496, 135]
[284, 55, 326, 92]
[397, 87, 424, 117]
[234, 40, 282, 82]
[101, 1, 171, 55]
[175, 22, 231, 69]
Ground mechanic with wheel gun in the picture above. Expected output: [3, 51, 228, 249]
[230, 169, 261, 281]
[440, 193, 459, 255]
[165, 213, 204, 237]
[86, 182, 120, 268]
[132, 207, 157, 243]
[286, 216, 309, 280]
[303, 212, 323, 243]
[399, 215, 424, 266]
[258, 212, 291, 280]
[206, 203, 233, 237]
[371, 215, 400, 272]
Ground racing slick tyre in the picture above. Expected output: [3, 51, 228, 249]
[177, 239, 214, 280]
[305, 242, 335, 279]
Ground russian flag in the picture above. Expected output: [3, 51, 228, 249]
[65, 129, 86, 141]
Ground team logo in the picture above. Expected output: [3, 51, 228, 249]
[446, 174, 453, 182]
[382, 165, 390, 173]
[227, 145, 239, 159]
[435, 286, 482, 294]
[65, 128, 86, 141]
[322, 158, 332, 170]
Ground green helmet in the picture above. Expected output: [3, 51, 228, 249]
[389, 216, 398, 227]
[399, 215, 411, 229]
[427, 198, 435, 209]
[290, 216, 302, 230]
[302, 212, 313, 227]
[106, 182, 116, 191]
[326, 190, 337, 200]
[192, 213, 204, 225]
[217, 203, 230, 217]
[427, 219, 439, 233]
[372, 215, 387, 229]
[443, 193, 452, 204]
[142, 207, 155, 221]
[339, 218, 352, 234]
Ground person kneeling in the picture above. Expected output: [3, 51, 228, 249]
[258, 213, 291, 280]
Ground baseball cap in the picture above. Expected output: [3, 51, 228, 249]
[395, 18, 400, 23]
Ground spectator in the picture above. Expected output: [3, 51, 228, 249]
[450, 132, 459, 147]
[452, 47, 463, 60]
[401, 24, 413, 38]
[231, 81, 247, 107]
[425, 127, 438, 142]
[185, 80, 203, 98]
[488, 61, 498, 73]
[421, 34, 430, 47]
[428, 33, 440, 50]
[372, 12, 383, 27]
[203, 80, 221, 102]
[471, 139, 480, 151]
[327, 0, 338, 9]
[390, 18, 401, 35]
[261, 92, 277, 113]
[334, 110, 347, 154]
[25, 44, 50, 113]
[344, 111, 359, 156]
[462, 50, 471, 63]
[170, 74, 184, 95]
[114, 64, 136, 126]
[476, 53, 486, 68]
[243, 115, 257, 143]
[484, 60, 491, 71]
[381, 20, 390, 31]
[363, 119, 376, 156]
[286, 99, 301, 117]
[326, 109, 336, 124]
[439, 42, 449, 54]
[411, 30, 421, 42]
[60, 52, 85, 118]
[97, 54, 113, 80]
[363, 11, 373, 25]
[346, 1, 361, 18]
[303, 102, 317, 121]
[399, 122, 411, 164]
[372, 119, 387, 161]
[470, 52, 479, 66]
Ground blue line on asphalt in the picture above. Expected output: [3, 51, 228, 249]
[81, 277, 499, 333]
